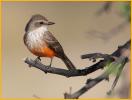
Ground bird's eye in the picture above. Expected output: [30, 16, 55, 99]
[39, 22, 44, 24]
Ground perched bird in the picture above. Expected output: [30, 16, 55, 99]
[24, 14, 76, 70]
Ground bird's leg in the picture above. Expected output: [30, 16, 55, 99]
[49, 58, 53, 67]
[37, 56, 41, 61]
[34, 56, 41, 63]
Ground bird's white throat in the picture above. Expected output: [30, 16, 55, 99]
[26, 26, 48, 49]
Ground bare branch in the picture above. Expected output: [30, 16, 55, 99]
[64, 71, 109, 99]
[64, 40, 130, 98]
[24, 40, 130, 98]
[64, 57, 128, 99]
[81, 53, 114, 62]
[25, 58, 110, 77]
[25, 40, 130, 77]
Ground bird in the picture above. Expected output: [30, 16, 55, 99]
[23, 14, 76, 70]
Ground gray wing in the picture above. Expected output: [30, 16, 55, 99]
[43, 31, 65, 57]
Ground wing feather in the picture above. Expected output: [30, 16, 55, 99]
[43, 31, 65, 57]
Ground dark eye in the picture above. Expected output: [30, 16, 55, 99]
[39, 22, 44, 24]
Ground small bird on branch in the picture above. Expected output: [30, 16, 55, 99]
[23, 14, 76, 70]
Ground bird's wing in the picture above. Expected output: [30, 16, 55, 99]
[43, 31, 65, 57]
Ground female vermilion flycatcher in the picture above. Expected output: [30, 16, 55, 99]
[23, 14, 76, 70]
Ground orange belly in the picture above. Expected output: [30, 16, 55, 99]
[31, 47, 55, 58]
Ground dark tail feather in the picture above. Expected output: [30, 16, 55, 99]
[61, 55, 76, 70]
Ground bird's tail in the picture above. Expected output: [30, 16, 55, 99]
[61, 54, 76, 70]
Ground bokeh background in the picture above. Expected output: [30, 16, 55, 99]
[2, 2, 130, 98]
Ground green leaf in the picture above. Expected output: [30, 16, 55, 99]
[105, 57, 126, 75]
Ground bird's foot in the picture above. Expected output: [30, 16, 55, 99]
[37, 57, 41, 61]
[48, 58, 53, 67]
[34, 57, 41, 64]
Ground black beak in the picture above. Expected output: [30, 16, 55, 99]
[47, 21, 55, 25]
